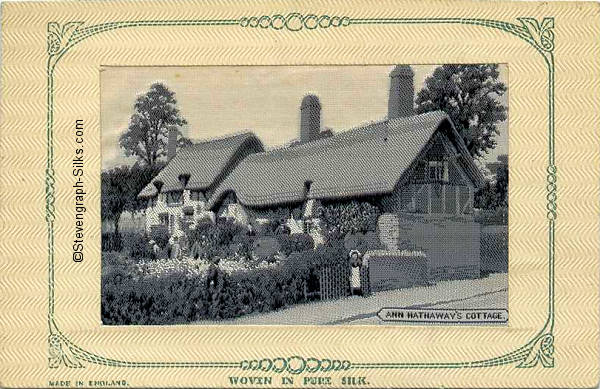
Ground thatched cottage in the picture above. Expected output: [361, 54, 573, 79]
[138, 65, 485, 279]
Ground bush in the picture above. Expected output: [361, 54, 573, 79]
[101, 251, 132, 270]
[314, 238, 348, 267]
[317, 200, 381, 237]
[102, 232, 123, 252]
[101, 226, 353, 325]
[102, 266, 209, 325]
[188, 219, 251, 260]
[252, 237, 280, 262]
[122, 232, 152, 261]
[343, 231, 382, 253]
[149, 225, 169, 248]
[278, 234, 315, 256]
[474, 207, 508, 226]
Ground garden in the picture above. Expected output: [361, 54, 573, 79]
[101, 200, 382, 325]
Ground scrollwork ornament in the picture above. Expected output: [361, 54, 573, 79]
[239, 13, 349, 31]
[518, 17, 554, 52]
[48, 334, 84, 368]
[518, 333, 554, 368]
[48, 321, 84, 368]
[240, 356, 351, 374]
[47, 21, 84, 57]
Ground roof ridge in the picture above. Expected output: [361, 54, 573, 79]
[238, 111, 448, 164]
[184, 131, 254, 148]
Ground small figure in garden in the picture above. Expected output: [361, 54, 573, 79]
[349, 249, 363, 296]
[169, 234, 182, 260]
[148, 239, 160, 259]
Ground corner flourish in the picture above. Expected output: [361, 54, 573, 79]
[48, 334, 84, 368]
[517, 17, 554, 52]
[517, 333, 554, 368]
[239, 13, 349, 31]
[47, 21, 84, 60]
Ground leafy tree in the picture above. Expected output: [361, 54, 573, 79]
[101, 166, 132, 237]
[125, 162, 165, 214]
[415, 65, 507, 158]
[495, 164, 508, 207]
[475, 164, 508, 210]
[101, 163, 163, 236]
[119, 83, 189, 167]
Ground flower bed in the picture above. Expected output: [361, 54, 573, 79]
[133, 255, 281, 278]
[102, 252, 306, 325]
[101, 238, 348, 325]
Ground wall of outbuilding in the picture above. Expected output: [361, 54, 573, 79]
[377, 212, 480, 281]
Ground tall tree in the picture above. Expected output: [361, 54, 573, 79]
[101, 163, 164, 236]
[119, 83, 189, 167]
[125, 162, 165, 214]
[101, 166, 132, 237]
[415, 65, 507, 158]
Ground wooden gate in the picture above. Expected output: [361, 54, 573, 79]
[319, 264, 350, 300]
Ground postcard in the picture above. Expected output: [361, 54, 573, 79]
[1, 0, 599, 387]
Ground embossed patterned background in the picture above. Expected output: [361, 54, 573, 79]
[1, 0, 599, 387]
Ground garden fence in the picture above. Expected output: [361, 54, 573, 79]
[319, 264, 350, 300]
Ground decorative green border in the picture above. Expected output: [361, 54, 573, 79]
[46, 14, 556, 371]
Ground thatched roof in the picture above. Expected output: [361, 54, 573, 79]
[137, 132, 263, 198]
[206, 111, 484, 209]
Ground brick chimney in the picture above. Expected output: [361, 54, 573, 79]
[300, 94, 321, 144]
[388, 65, 414, 119]
[167, 127, 178, 161]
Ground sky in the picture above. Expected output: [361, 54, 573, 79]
[101, 65, 508, 170]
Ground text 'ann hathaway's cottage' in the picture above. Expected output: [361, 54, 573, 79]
[137, 65, 486, 281]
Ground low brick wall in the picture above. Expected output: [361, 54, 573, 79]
[365, 250, 428, 292]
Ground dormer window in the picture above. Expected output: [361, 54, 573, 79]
[190, 190, 204, 202]
[166, 190, 183, 205]
[178, 173, 190, 188]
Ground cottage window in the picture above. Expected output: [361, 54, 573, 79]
[166, 190, 183, 205]
[304, 220, 314, 234]
[159, 213, 169, 226]
[169, 214, 175, 233]
[428, 161, 448, 182]
[190, 190, 203, 201]
[148, 197, 157, 208]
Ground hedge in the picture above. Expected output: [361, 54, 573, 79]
[101, 238, 349, 325]
[480, 225, 508, 274]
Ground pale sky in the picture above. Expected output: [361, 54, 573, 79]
[101, 65, 508, 170]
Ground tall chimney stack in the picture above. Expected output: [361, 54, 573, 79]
[388, 65, 414, 119]
[167, 127, 178, 162]
[300, 94, 321, 144]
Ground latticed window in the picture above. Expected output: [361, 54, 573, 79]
[428, 160, 448, 182]
[304, 220, 315, 234]
[190, 190, 203, 201]
[159, 213, 168, 226]
[166, 190, 183, 205]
